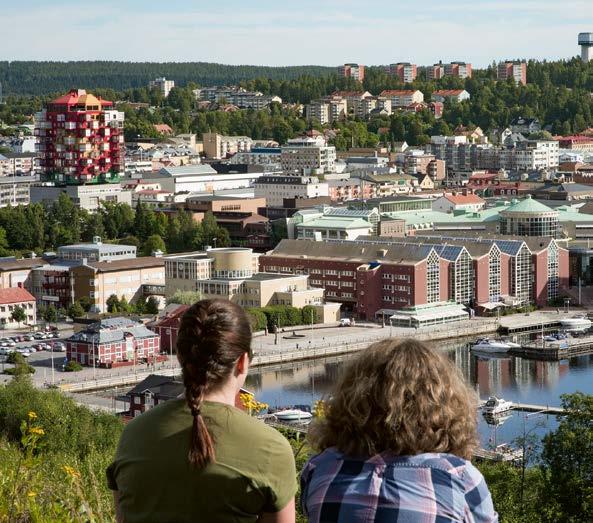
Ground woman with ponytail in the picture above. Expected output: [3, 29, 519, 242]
[107, 299, 297, 523]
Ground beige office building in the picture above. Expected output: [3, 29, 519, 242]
[164, 247, 340, 321]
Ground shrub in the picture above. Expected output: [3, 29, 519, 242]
[64, 360, 83, 372]
[246, 308, 267, 332]
[302, 305, 318, 325]
[3, 365, 35, 375]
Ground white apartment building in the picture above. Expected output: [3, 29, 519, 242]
[12, 136, 36, 154]
[194, 86, 281, 109]
[305, 96, 349, 123]
[229, 147, 282, 170]
[379, 90, 424, 108]
[280, 136, 336, 174]
[305, 101, 330, 125]
[331, 91, 372, 113]
[353, 96, 392, 118]
[513, 140, 560, 171]
[149, 77, 175, 97]
[253, 175, 329, 206]
[0, 153, 36, 177]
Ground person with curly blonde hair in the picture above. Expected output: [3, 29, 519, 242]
[301, 339, 498, 523]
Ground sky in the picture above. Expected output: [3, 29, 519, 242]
[0, 0, 591, 67]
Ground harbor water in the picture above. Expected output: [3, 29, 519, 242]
[244, 341, 593, 449]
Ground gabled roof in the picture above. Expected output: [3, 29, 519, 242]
[0, 287, 35, 304]
[50, 89, 111, 108]
[127, 374, 183, 398]
[267, 239, 434, 265]
[380, 90, 421, 96]
[442, 192, 485, 205]
[432, 89, 467, 97]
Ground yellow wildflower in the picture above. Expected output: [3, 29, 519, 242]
[27, 411, 37, 420]
[27, 491, 36, 498]
[63, 465, 81, 479]
[29, 427, 45, 436]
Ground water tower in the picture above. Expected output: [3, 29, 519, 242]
[578, 32, 593, 62]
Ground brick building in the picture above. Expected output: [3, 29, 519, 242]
[259, 236, 568, 319]
[149, 304, 189, 356]
[66, 317, 160, 367]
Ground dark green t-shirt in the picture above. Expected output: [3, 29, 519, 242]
[107, 399, 297, 523]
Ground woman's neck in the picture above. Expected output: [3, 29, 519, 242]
[203, 386, 238, 407]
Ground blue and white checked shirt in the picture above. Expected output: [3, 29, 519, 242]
[300, 448, 498, 522]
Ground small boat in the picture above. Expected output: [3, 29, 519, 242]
[471, 338, 511, 353]
[560, 316, 592, 333]
[482, 396, 514, 415]
[273, 409, 313, 422]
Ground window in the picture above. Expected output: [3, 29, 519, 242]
[426, 251, 440, 304]
[489, 247, 501, 301]
[547, 242, 559, 301]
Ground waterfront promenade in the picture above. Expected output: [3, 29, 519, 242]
[1, 310, 583, 394]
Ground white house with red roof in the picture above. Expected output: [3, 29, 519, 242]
[0, 288, 36, 328]
[379, 90, 424, 108]
[432, 190, 486, 213]
[431, 90, 470, 103]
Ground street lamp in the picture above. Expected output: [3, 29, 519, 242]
[213, 237, 218, 249]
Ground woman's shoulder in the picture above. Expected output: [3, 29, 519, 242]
[304, 448, 473, 475]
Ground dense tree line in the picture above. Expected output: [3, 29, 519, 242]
[0, 195, 230, 256]
[0, 61, 334, 96]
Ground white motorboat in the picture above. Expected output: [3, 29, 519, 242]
[560, 316, 592, 333]
[273, 409, 313, 422]
[471, 338, 511, 353]
[502, 339, 521, 349]
[482, 396, 514, 415]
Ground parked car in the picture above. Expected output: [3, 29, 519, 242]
[0, 347, 8, 356]
[339, 318, 352, 327]
[52, 342, 66, 352]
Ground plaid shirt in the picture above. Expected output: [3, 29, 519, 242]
[300, 448, 498, 523]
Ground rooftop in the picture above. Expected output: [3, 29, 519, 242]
[0, 287, 36, 304]
[267, 239, 435, 265]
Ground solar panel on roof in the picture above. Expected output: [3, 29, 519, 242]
[494, 240, 523, 255]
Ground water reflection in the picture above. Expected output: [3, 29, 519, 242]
[245, 342, 591, 446]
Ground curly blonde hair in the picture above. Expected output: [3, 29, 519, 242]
[308, 339, 478, 459]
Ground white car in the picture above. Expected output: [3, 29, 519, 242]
[339, 318, 351, 327]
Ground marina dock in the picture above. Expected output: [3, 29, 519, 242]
[261, 418, 525, 463]
[511, 334, 593, 361]
[478, 400, 566, 416]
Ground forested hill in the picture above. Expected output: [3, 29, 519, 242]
[0, 61, 335, 95]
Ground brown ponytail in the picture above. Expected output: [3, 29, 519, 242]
[176, 299, 252, 468]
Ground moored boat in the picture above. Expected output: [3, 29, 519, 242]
[471, 338, 511, 353]
[560, 316, 592, 333]
[482, 396, 514, 415]
[273, 409, 313, 422]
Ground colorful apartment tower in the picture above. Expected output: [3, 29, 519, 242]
[35, 89, 124, 185]
[338, 63, 365, 82]
[386, 63, 417, 83]
[497, 61, 527, 86]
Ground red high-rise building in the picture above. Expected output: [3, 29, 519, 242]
[35, 89, 124, 185]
